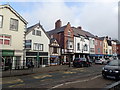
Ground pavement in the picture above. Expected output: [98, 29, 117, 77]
[2, 65, 73, 78]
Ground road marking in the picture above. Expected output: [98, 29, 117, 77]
[63, 71, 76, 74]
[51, 75, 101, 89]
[72, 68, 84, 71]
[41, 79, 52, 82]
[9, 83, 25, 88]
[34, 75, 52, 79]
[2, 79, 23, 84]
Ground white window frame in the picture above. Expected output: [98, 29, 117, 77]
[0, 15, 3, 28]
[10, 18, 18, 31]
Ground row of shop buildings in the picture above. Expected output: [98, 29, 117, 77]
[0, 4, 120, 70]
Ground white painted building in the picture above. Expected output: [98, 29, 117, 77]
[73, 27, 91, 58]
[25, 23, 50, 67]
[89, 37, 95, 54]
[0, 4, 27, 70]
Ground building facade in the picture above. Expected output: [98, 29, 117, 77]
[0, 5, 27, 70]
[25, 23, 50, 67]
[49, 38, 61, 65]
[94, 37, 103, 59]
[48, 20, 74, 64]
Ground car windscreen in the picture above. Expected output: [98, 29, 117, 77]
[74, 58, 80, 61]
[108, 60, 120, 66]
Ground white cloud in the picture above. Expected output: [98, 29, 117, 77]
[21, 1, 118, 39]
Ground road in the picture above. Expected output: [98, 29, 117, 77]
[2, 64, 116, 89]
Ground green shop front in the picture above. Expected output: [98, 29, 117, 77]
[26, 52, 49, 68]
[2, 50, 14, 70]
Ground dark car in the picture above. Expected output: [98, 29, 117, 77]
[73, 58, 92, 67]
[102, 60, 120, 80]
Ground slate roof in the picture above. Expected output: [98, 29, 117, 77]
[72, 27, 94, 38]
[47, 25, 66, 36]
[99, 37, 105, 40]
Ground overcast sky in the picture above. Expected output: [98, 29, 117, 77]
[0, 0, 118, 39]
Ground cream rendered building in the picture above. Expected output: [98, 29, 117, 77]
[25, 23, 50, 67]
[0, 5, 27, 70]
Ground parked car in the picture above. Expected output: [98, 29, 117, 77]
[95, 58, 107, 64]
[73, 58, 92, 67]
[102, 60, 120, 80]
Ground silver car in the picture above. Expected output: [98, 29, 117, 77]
[95, 58, 107, 64]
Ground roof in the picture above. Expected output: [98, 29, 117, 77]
[99, 37, 105, 40]
[50, 38, 60, 47]
[72, 27, 94, 38]
[47, 25, 66, 36]
[0, 4, 28, 24]
[26, 22, 50, 39]
[50, 38, 57, 43]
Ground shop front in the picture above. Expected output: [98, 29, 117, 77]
[2, 50, 14, 70]
[50, 56, 60, 65]
[26, 52, 49, 68]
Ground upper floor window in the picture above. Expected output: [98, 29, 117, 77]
[32, 30, 41, 36]
[0, 15, 3, 28]
[25, 40, 32, 49]
[32, 30, 35, 35]
[77, 43, 80, 51]
[53, 47, 57, 53]
[68, 30, 71, 36]
[10, 18, 18, 31]
[0, 34, 11, 45]
[36, 30, 41, 36]
[100, 41, 102, 46]
[84, 44, 88, 51]
[33, 43, 43, 51]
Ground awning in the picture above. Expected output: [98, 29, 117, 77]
[50, 56, 58, 58]
[90, 54, 104, 56]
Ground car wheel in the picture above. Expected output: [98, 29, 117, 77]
[102, 73, 107, 79]
[115, 76, 119, 81]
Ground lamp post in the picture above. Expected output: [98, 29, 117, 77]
[37, 51, 40, 68]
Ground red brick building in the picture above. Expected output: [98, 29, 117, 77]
[47, 20, 74, 64]
[116, 42, 120, 59]
[111, 40, 117, 57]
[94, 36, 103, 58]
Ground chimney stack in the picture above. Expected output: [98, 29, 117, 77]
[55, 19, 62, 29]
[106, 36, 108, 40]
[77, 26, 82, 30]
